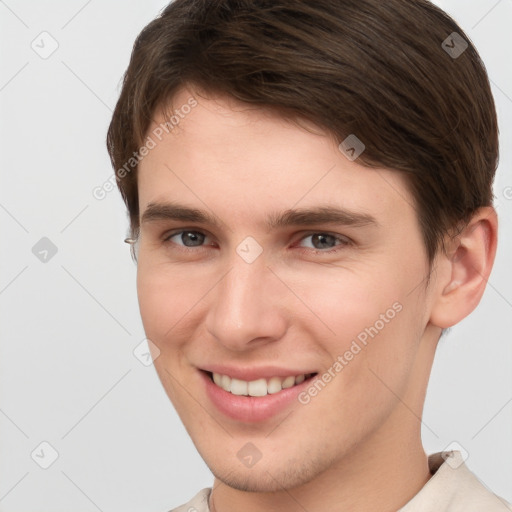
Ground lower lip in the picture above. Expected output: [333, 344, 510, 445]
[200, 370, 316, 423]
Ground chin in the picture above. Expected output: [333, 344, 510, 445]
[201, 448, 333, 493]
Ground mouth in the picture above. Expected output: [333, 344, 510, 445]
[199, 367, 320, 422]
[206, 370, 318, 397]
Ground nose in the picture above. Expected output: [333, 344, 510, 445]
[204, 250, 288, 352]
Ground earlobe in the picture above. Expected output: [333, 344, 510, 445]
[430, 207, 498, 329]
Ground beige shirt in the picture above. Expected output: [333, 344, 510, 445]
[169, 451, 512, 511]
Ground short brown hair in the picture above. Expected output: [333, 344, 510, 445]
[106, 0, 498, 264]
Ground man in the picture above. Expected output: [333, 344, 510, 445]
[106, 0, 511, 510]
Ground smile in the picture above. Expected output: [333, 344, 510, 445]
[210, 372, 316, 397]
[200, 367, 319, 421]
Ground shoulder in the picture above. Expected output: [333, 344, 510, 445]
[167, 488, 212, 512]
[450, 463, 512, 511]
[400, 451, 512, 512]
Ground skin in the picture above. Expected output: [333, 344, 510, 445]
[135, 85, 498, 512]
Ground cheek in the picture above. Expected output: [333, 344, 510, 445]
[298, 262, 425, 393]
[136, 261, 202, 346]
[290, 264, 406, 342]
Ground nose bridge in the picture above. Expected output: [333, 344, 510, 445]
[205, 246, 286, 350]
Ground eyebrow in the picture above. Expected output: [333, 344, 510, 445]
[140, 201, 378, 231]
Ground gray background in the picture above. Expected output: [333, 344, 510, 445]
[0, 0, 511, 510]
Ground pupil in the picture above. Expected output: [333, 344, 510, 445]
[313, 234, 334, 249]
[183, 231, 204, 246]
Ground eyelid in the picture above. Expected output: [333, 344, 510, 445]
[297, 230, 351, 243]
[294, 231, 352, 253]
[162, 227, 215, 243]
[161, 226, 352, 239]
[162, 227, 353, 253]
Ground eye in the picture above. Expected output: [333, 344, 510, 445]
[163, 230, 212, 249]
[162, 229, 351, 255]
[295, 232, 351, 254]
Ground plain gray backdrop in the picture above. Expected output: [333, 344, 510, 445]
[1, 0, 511, 510]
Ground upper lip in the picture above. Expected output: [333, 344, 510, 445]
[200, 364, 317, 382]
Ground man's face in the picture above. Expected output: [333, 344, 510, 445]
[136, 87, 440, 492]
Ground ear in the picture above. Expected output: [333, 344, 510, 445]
[429, 207, 498, 329]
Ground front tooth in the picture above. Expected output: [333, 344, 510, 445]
[281, 376, 295, 389]
[248, 378, 268, 397]
[212, 373, 308, 395]
[230, 378, 248, 396]
[267, 376, 283, 394]
[221, 374, 231, 392]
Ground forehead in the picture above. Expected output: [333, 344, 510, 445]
[137, 87, 417, 230]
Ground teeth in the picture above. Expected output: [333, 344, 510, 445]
[295, 374, 305, 384]
[230, 378, 248, 396]
[248, 378, 267, 397]
[213, 373, 222, 386]
[211, 372, 312, 396]
[220, 374, 231, 392]
[281, 376, 295, 389]
[267, 376, 283, 394]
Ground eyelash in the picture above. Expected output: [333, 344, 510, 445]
[161, 229, 352, 256]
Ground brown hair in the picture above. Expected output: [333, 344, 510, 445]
[106, 0, 498, 264]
